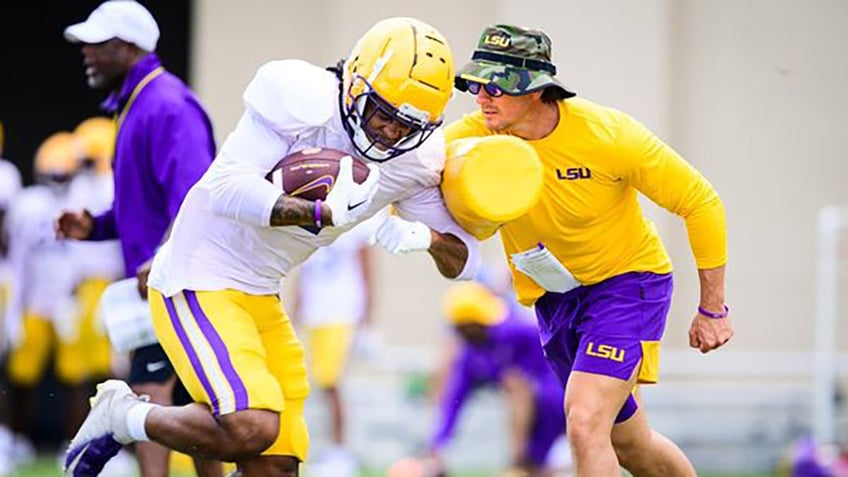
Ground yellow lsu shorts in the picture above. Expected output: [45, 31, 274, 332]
[8, 276, 113, 386]
[149, 288, 310, 461]
[306, 322, 355, 389]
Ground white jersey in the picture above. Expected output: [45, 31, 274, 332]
[0, 158, 23, 286]
[297, 210, 383, 326]
[5, 185, 76, 331]
[66, 172, 124, 283]
[149, 59, 480, 297]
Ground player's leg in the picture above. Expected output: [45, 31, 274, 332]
[611, 388, 696, 476]
[63, 289, 285, 476]
[5, 313, 51, 462]
[128, 344, 178, 477]
[528, 383, 568, 476]
[245, 293, 311, 476]
[171, 377, 225, 477]
[308, 322, 355, 447]
[146, 289, 286, 462]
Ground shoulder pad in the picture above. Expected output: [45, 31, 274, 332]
[242, 60, 338, 133]
[413, 129, 446, 184]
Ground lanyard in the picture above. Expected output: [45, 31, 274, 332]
[114, 66, 165, 132]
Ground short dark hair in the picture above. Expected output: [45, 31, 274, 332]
[541, 86, 570, 104]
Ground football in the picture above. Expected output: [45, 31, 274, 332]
[265, 147, 370, 201]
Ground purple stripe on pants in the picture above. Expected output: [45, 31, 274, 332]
[184, 290, 249, 412]
[162, 294, 220, 414]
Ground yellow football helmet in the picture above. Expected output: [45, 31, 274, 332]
[74, 116, 115, 174]
[34, 132, 80, 181]
[342, 17, 455, 162]
[441, 281, 507, 326]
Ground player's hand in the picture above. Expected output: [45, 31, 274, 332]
[688, 310, 733, 353]
[370, 215, 432, 254]
[324, 156, 380, 227]
[55, 209, 94, 239]
[136, 258, 153, 300]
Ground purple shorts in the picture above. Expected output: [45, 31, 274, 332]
[534, 272, 673, 421]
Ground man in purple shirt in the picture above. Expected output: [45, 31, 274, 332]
[55, 1, 219, 476]
[426, 280, 570, 477]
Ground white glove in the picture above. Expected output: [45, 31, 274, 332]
[370, 215, 432, 254]
[324, 156, 381, 227]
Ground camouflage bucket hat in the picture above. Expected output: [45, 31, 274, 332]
[456, 24, 575, 97]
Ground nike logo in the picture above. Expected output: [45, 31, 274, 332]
[146, 360, 168, 373]
[347, 200, 368, 211]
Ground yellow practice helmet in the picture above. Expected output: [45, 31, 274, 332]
[34, 131, 80, 178]
[342, 17, 455, 162]
[74, 116, 115, 174]
[441, 281, 507, 326]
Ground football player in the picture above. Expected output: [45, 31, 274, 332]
[65, 16, 480, 477]
[65, 117, 125, 415]
[426, 280, 569, 477]
[4, 132, 80, 462]
[0, 121, 23, 476]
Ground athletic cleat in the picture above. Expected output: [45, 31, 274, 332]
[63, 380, 146, 477]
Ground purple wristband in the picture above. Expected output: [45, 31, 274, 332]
[314, 199, 322, 228]
[698, 304, 729, 319]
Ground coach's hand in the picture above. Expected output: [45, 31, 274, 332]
[324, 156, 380, 227]
[55, 209, 94, 239]
[688, 310, 733, 353]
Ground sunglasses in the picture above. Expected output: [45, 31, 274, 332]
[466, 81, 505, 97]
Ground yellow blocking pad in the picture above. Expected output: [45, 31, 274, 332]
[441, 136, 543, 240]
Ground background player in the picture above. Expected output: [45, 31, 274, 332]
[426, 279, 569, 477]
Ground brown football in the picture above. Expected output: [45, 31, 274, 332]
[265, 148, 370, 201]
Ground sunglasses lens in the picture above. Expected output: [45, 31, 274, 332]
[484, 83, 503, 97]
[466, 81, 504, 97]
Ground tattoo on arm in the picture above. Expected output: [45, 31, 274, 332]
[270, 194, 317, 227]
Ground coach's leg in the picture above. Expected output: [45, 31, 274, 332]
[564, 368, 638, 476]
[611, 389, 696, 477]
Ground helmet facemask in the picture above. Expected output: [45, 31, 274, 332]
[342, 75, 442, 162]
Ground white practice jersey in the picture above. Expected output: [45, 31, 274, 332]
[297, 210, 383, 327]
[66, 172, 124, 283]
[0, 158, 23, 285]
[149, 60, 480, 297]
[5, 185, 76, 324]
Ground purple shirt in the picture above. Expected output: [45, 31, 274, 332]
[431, 306, 564, 451]
[88, 54, 215, 277]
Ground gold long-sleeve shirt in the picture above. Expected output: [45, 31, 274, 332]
[445, 97, 727, 306]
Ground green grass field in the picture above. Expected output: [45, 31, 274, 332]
[8, 456, 776, 477]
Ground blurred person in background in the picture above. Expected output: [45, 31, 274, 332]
[3, 132, 81, 470]
[446, 24, 732, 475]
[0, 120, 24, 476]
[293, 211, 384, 477]
[425, 279, 569, 477]
[56, 1, 219, 476]
[63, 15, 479, 477]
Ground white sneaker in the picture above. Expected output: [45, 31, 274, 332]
[63, 380, 146, 477]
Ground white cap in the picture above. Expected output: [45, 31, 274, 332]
[64, 0, 160, 52]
